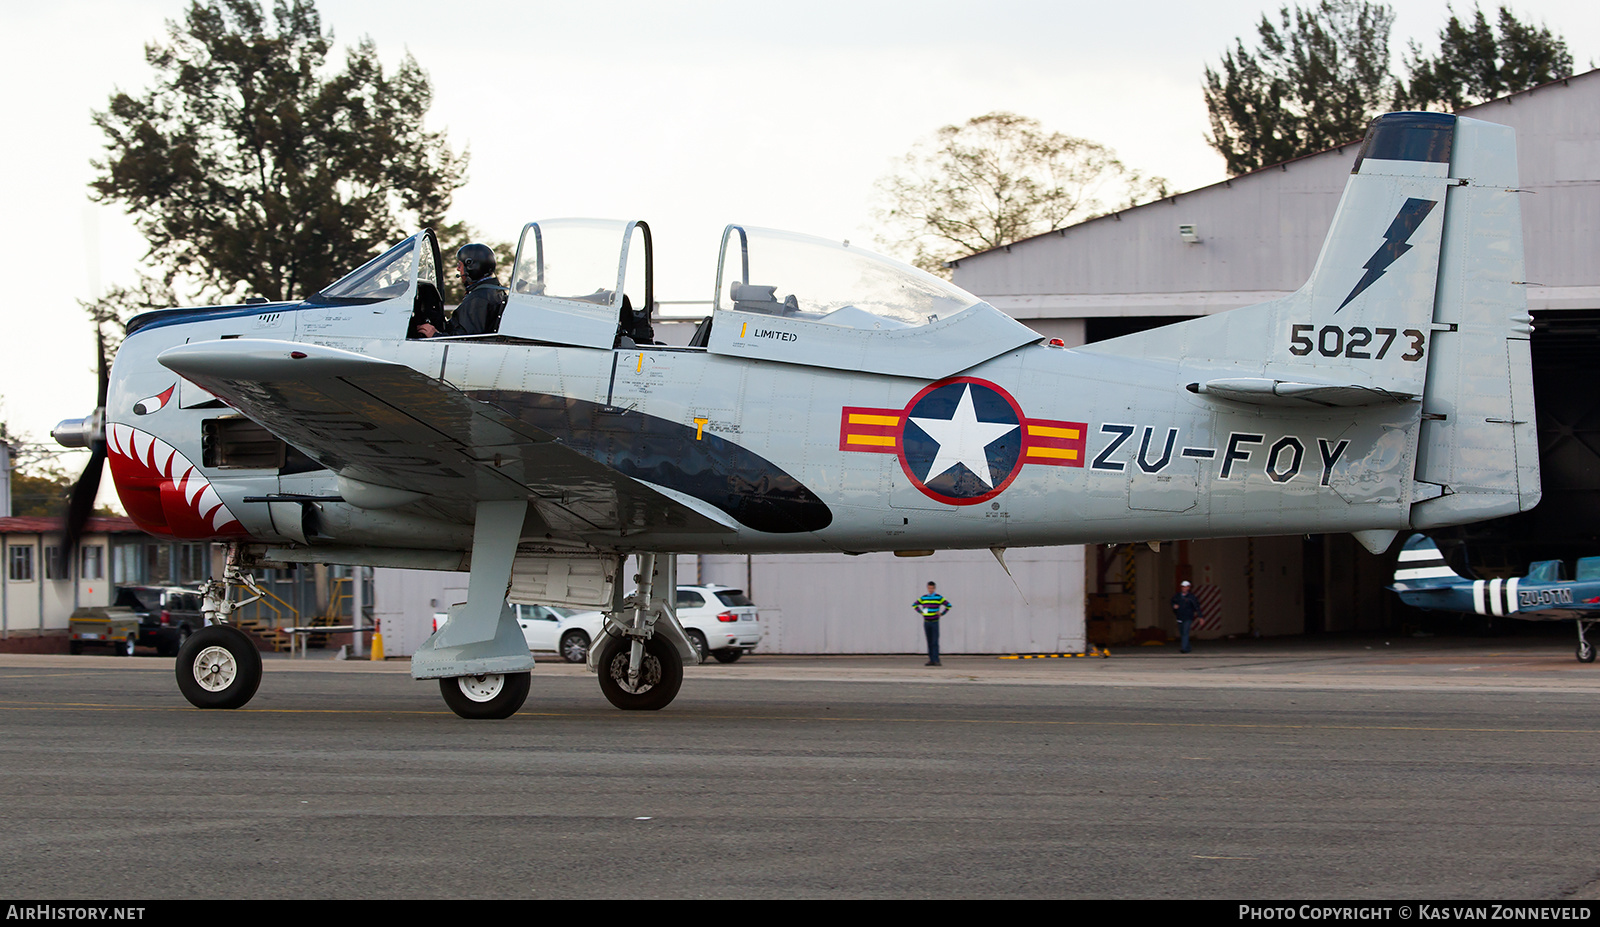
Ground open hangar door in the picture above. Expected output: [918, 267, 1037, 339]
[1088, 535, 1415, 645]
[1428, 310, 1600, 578]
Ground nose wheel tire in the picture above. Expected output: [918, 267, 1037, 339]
[175, 626, 263, 709]
[596, 634, 683, 711]
[439, 672, 531, 719]
[1578, 639, 1596, 663]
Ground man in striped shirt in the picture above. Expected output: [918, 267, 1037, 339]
[914, 582, 952, 666]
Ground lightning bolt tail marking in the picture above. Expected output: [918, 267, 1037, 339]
[1336, 197, 1438, 312]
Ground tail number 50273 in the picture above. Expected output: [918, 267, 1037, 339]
[1290, 325, 1424, 361]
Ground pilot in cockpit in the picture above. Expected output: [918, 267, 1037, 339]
[417, 243, 508, 337]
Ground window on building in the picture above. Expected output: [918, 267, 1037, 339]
[81, 545, 104, 581]
[146, 544, 173, 585]
[43, 546, 66, 580]
[112, 543, 142, 584]
[178, 544, 208, 584]
[9, 546, 34, 582]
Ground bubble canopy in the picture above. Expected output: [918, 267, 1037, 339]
[714, 226, 983, 330]
[704, 225, 1039, 377]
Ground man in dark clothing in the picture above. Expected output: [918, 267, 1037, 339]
[1170, 580, 1202, 653]
[418, 243, 507, 337]
[913, 581, 952, 666]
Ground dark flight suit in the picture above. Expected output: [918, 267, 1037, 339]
[444, 276, 508, 336]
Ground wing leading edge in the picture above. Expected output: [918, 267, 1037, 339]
[155, 339, 737, 539]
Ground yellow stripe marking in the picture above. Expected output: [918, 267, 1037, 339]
[848, 413, 900, 426]
[847, 434, 897, 447]
[1027, 447, 1080, 460]
[1028, 425, 1081, 439]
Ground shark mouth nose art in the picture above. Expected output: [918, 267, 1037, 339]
[106, 422, 247, 538]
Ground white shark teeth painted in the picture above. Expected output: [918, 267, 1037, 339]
[106, 421, 242, 534]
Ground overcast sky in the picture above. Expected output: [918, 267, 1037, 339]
[3, 0, 1598, 485]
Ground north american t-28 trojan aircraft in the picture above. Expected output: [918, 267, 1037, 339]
[1390, 534, 1600, 662]
[53, 112, 1541, 718]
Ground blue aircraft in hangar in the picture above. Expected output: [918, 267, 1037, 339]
[1389, 534, 1600, 662]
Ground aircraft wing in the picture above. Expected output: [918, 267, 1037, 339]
[156, 339, 737, 537]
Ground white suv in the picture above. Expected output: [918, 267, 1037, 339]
[675, 584, 762, 663]
[540, 584, 763, 664]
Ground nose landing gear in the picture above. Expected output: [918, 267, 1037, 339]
[176, 546, 266, 709]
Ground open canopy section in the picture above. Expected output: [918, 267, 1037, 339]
[497, 219, 653, 348]
[706, 226, 1041, 379]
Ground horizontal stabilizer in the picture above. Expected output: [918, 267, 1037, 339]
[1187, 378, 1418, 408]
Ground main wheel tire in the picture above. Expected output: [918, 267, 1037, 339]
[1578, 639, 1596, 663]
[686, 630, 708, 665]
[559, 630, 590, 664]
[711, 648, 743, 664]
[438, 672, 531, 719]
[596, 634, 683, 711]
[175, 626, 263, 710]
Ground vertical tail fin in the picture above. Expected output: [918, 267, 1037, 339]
[1078, 112, 1538, 536]
[1301, 111, 1541, 526]
[1391, 533, 1465, 588]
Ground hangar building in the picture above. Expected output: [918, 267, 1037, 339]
[691, 70, 1600, 653]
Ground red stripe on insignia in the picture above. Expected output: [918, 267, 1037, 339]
[1022, 418, 1087, 467]
[839, 407, 902, 453]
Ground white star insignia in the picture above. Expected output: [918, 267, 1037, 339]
[909, 385, 1018, 488]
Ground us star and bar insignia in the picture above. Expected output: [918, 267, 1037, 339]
[839, 377, 1086, 506]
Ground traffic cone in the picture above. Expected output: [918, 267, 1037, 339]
[370, 621, 385, 661]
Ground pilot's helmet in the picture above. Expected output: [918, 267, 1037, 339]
[456, 243, 496, 282]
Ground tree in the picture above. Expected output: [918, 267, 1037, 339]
[80, 275, 177, 363]
[1204, 0, 1398, 176]
[91, 0, 467, 303]
[874, 112, 1168, 277]
[7, 465, 76, 520]
[1398, 5, 1574, 112]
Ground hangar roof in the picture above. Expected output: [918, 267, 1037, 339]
[951, 69, 1600, 320]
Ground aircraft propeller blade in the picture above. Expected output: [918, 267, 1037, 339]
[60, 330, 109, 554]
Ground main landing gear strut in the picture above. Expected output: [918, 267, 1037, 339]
[589, 551, 693, 711]
[1578, 619, 1597, 664]
[411, 501, 537, 719]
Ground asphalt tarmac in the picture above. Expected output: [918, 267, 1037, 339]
[2, 634, 1598, 900]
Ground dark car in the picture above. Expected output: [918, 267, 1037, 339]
[113, 586, 206, 656]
